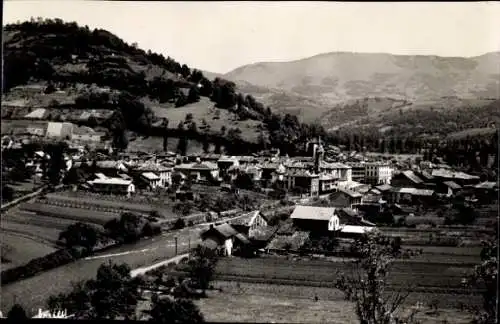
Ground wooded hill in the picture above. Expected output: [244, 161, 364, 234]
[2, 18, 325, 156]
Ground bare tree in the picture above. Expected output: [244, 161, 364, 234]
[334, 232, 418, 324]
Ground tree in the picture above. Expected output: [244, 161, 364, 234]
[59, 222, 99, 254]
[468, 238, 498, 324]
[175, 92, 188, 107]
[48, 262, 142, 319]
[202, 139, 210, 154]
[234, 172, 255, 190]
[334, 232, 416, 324]
[177, 136, 188, 156]
[7, 304, 28, 320]
[148, 297, 204, 324]
[46, 141, 68, 186]
[1, 185, 14, 203]
[187, 85, 200, 103]
[186, 245, 219, 296]
[90, 262, 141, 319]
[176, 122, 189, 156]
[104, 212, 146, 244]
[162, 118, 169, 152]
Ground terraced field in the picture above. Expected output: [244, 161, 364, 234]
[208, 256, 483, 307]
[41, 192, 178, 218]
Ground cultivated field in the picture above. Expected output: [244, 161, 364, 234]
[41, 192, 178, 219]
[0, 233, 57, 271]
[211, 256, 482, 304]
[195, 281, 475, 324]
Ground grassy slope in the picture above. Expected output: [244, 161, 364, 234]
[148, 97, 264, 142]
[0, 233, 57, 271]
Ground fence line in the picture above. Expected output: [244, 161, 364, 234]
[0, 185, 47, 213]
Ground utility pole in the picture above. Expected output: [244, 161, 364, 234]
[188, 236, 191, 250]
[174, 236, 178, 256]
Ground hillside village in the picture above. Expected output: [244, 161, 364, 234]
[1, 15, 498, 324]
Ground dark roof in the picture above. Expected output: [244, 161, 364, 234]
[234, 233, 251, 245]
[401, 170, 424, 184]
[202, 223, 239, 239]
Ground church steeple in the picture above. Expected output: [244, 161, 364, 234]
[314, 136, 324, 174]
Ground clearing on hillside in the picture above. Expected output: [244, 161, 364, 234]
[149, 97, 265, 143]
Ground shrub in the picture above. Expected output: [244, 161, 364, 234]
[1, 248, 79, 285]
[173, 218, 186, 230]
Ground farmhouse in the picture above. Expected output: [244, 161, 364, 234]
[290, 205, 375, 237]
[229, 210, 269, 238]
[200, 223, 251, 256]
[290, 206, 338, 233]
[87, 176, 135, 196]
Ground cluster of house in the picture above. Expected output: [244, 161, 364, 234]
[2, 120, 107, 145]
[5, 134, 497, 204]
[199, 204, 378, 256]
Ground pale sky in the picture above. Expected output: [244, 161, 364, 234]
[4, 1, 500, 73]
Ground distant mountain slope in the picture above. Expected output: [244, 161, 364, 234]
[217, 51, 500, 135]
[223, 52, 500, 102]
